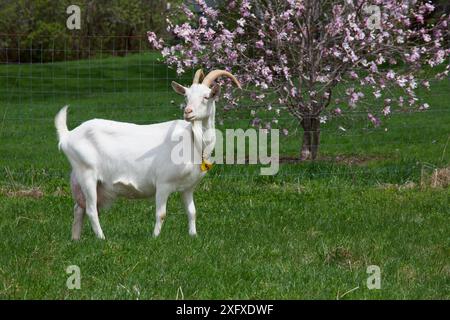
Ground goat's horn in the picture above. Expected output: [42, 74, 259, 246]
[202, 70, 242, 89]
[192, 69, 205, 84]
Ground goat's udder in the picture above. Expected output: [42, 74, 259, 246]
[70, 175, 109, 211]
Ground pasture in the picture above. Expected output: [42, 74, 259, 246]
[0, 52, 449, 299]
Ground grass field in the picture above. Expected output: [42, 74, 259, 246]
[0, 52, 449, 299]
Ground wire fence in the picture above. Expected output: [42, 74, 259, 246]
[0, 33, 449, 187]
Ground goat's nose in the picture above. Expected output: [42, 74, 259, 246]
[185, 107, 193, 114]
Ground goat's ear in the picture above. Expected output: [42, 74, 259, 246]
[171, 81, 187, 95]
[208, 84, 221, 100]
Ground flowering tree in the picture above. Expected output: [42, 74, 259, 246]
[148, 0, 449, 160]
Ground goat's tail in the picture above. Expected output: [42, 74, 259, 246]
[55, 106, 70, 149]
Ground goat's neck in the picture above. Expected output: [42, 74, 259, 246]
[192, 102, 216, 160]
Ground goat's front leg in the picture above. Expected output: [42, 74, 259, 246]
[153, 187, 170, 237]
[182, 189, 197, 236]
[72, 203, 85, 240]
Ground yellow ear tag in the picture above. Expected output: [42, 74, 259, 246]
[201, 159, 213, 172]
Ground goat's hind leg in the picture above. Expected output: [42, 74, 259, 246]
[81, 175, 105, 239]
[70, 172, 86, 240]
[72, 203, 85, 240]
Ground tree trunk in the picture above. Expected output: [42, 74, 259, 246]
[300, 116, 321, 161]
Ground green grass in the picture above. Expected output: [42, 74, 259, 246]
[0, 53, 449, 299]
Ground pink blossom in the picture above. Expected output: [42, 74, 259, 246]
[237, 18, 246, 27]
[290, 87, 297, 97]
[251, 117, 261, 127]
[240, 0, 251, 17]
[199, 17, 207, 27]
[281, 10, 293, 20]
[368, 113, 381, 127]
[386, 70, 395, 80]
[369, 62, 378, 73]
[419, 103, 430, 110]
[373, 90, 382, 99]
[414, 13, 424, 24]
[396, 77, 407, 87]
[349, 71, 358, 79]
[235, 27, 245, 35]
[422, 34, 431, 42]
[147, 31, 163, 49]
[255, 40, 264, 49]
[420, 3, 435, 14]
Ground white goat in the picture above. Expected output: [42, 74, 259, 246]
[55, 69, 241, 240]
